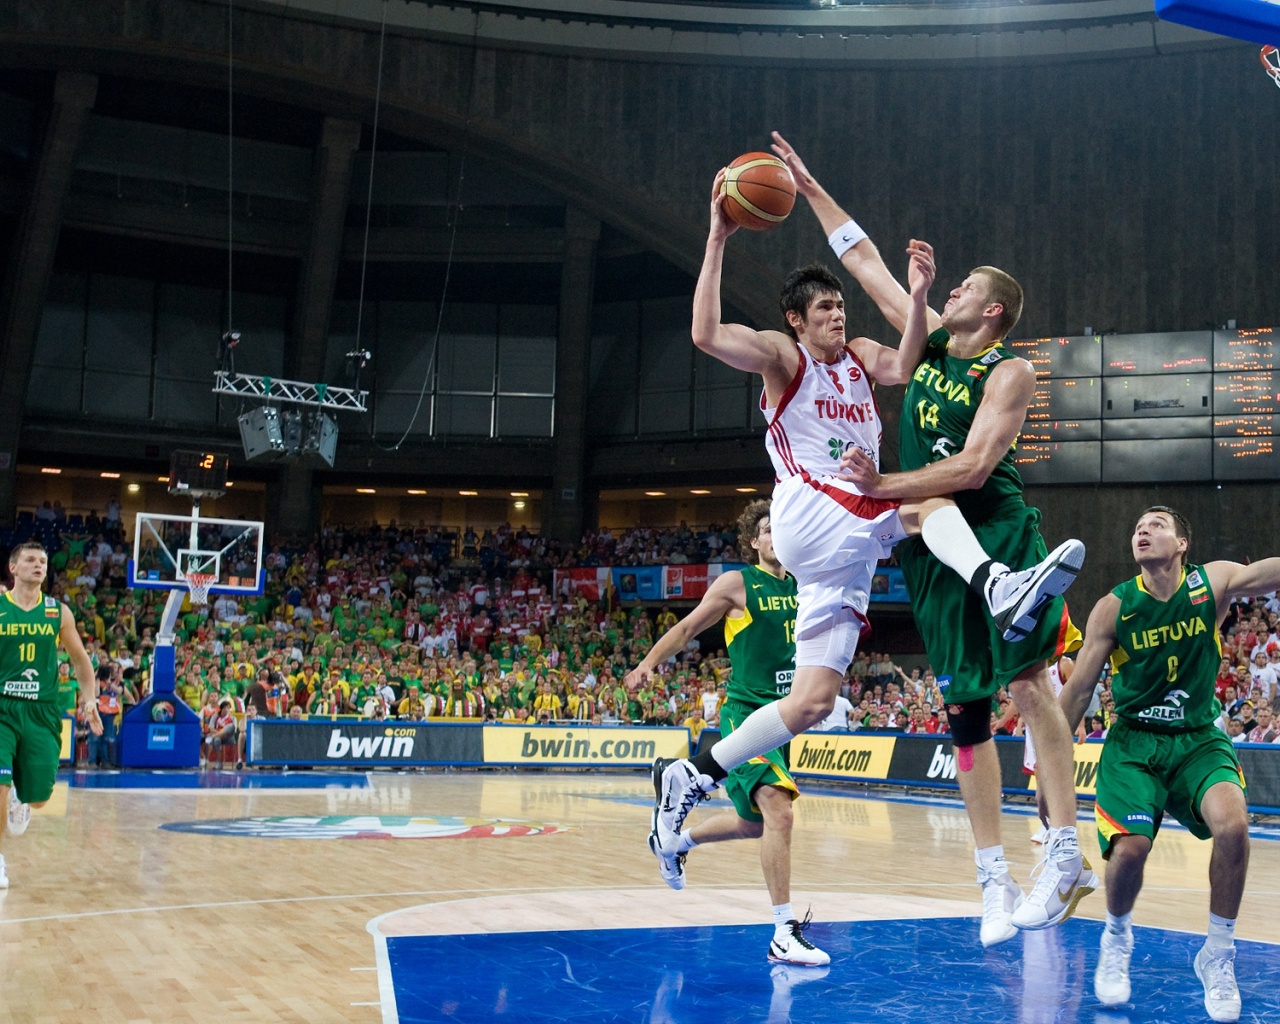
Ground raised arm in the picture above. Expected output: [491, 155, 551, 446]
[1059, 594, 1120, 731]
[1207, 558, 1280, 626]
[626, 571, 745, 688]
[771, 131, 942, 337]
[692, 173, 794, 383]
[838, 356, 1037, 499]
[848, 240, 935, 386]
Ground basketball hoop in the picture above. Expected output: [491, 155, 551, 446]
[1263, 46, 1280, 89]
[183, 572, 216, 606]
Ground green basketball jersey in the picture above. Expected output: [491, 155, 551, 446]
[1108, 564, 1221, 732]
[0, 592, 64, 704]
[900, 328, 1027, 522]
[724, 565, 797, 707]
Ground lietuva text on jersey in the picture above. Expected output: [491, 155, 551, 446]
[0, 622, 58, 637]
[0, 594, 64, 703]
[1107, 565, 1220, 732]
[1126, 617, 1209, 651]
[755, 594, 798, 613]
[911, 363, 973, 407]
[763, 346, 883, 480]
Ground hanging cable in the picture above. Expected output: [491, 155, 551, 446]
[226, 0, 234, 336]
[368, 10, 481, 451]
[352, 0, 389, 364]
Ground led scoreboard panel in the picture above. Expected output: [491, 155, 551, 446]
[1011, 328, 1280, 483]
[1007, 335, 1101, 378]
[169, 450, 230, 495]
[1102, 331, 1213, 375]
[1212, 329, 1280, 479]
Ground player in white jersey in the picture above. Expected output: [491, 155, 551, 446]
[648, 168, 1087, 877]
[1024, 660, 1075, 844]
[1023, 655, 1075, 844]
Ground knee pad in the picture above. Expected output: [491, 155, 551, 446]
[947, 698, 993, 749]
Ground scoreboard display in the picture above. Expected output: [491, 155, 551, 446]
[169, 450, 230, 496]
[1013, 328, 1280, 483]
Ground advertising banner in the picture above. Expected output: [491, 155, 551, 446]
[612, 567, 664, 602]
[552, 568, 609, 602]
[869, 567, 909, 603]
[789, 733, 897, 780]
[249, 721, 484, 766]
[483, 725, 689, 767]
[663, 564, 746, 600]
[1234, 744, 1280, 812]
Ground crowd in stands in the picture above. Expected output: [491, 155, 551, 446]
[9, 509, 1280, 768]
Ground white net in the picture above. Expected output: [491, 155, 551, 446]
[1264, 46, 1280, 88]
[184, 572, 216, 606]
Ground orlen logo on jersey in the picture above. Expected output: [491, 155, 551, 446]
[326, 728, 416, 759]
[1, 668, 41, 700]
[775, 669, 794, 695]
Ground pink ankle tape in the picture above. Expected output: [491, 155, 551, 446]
[956, 745, 975, 772]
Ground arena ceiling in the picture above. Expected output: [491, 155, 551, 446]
[255, 0, 1229, 64]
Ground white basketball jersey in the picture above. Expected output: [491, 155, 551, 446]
[1047, 660, 1064, 697]
[764, 345, 882, 481]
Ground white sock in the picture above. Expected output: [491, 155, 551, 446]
[675, 832, 697, 854]
[1207, 913, 1236, 951]
[921, 505, 1003, 585]
[1049, 825, 1080, 859]
[773, 903, 795, 929]
[975, 845, 1007, 872]
[710, 702, 794, 773]
[1105, 911, 1132, 937]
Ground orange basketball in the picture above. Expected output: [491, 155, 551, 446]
[719, 152, 796, 231]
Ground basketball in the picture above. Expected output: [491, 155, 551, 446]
[719, 152, 796, 231]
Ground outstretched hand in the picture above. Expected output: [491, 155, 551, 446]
[769, 131, 819, 197]
[624, 665, 649, 690]
[82, 700, 104, 737]
[835, 447, 885, 496]
[708, 167, 740, 242]
[906, 239, 935, 296]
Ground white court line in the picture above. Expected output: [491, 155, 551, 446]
[2, 876, 1256, 928]
[366, 907, 401, 1024]
[350, 966, 377, 971]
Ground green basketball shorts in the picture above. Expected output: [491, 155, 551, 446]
[1094, 720, 1245, 858]
[721, 700, 798, 823]
[898, 503, 1082, 705]
[0, 698, 63, 804]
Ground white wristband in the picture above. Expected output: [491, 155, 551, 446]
[827, 218, 868, 259]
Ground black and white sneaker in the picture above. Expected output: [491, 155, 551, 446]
[767, 914, 830, 967]
[648, 831, 687, 890]
[649, 757, 714, 855]
[986, 539, 1085, 642]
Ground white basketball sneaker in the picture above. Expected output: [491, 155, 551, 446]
[7, 788, 31, 837]
[0, 855, 8, 889]
[768, 915, 830, 967]
[985, 539, 1086, 642]
[977, 860, 1024, 947]
[1194, 944, 1241, 1023]
[1094, 928, 1134, 1007]
[649, 757, 715, 854]
[648, 832, 687, 891]
[1011, 832, 1097, 930]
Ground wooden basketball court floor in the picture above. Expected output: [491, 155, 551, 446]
[2, 769, 1278, 1024]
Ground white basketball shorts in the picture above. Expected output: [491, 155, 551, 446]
[770, 472, 907, 673]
